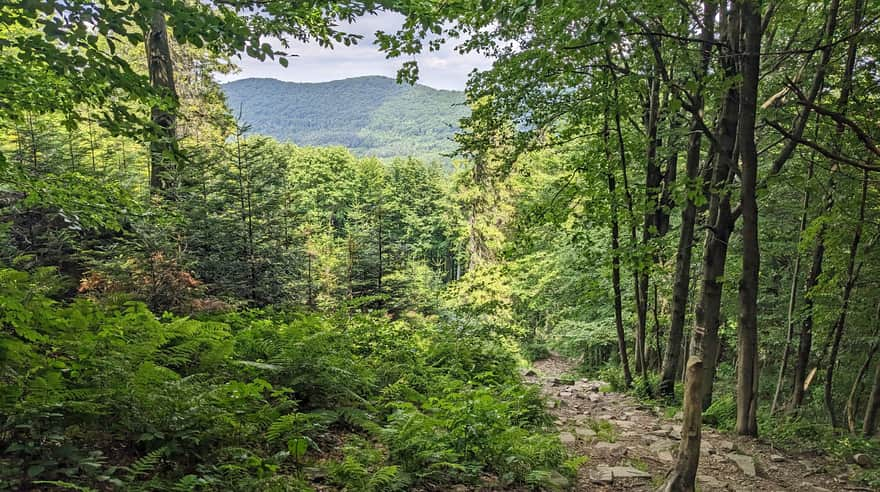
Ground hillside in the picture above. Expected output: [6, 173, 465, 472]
[221, 76, 468, 162]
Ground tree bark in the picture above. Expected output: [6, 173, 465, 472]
[785, 0, 841, 411]
[605, 102, 633, 388]
[822, 0, 864, 427]
[659, 0, 715, 399]
[147, 10, 178, 192]
[824, 171, 867, 426]
[770, 169, 810, 415]
[611, 65, 645, 382]
[698, 39, 738, 411]
[637, 70, 662, 376]
[848, 304, 880, 432]
[864, 349, 880, 437]
[791, 221, 824, 409]
[735, 0, 761, 437]
[667, 3, 740, 486]
[663, 356, 703, 492]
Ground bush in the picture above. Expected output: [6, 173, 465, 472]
[703, 395, 736, 431]
[0, 267, 570, 490]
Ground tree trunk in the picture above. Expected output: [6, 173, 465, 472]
[848, 304, 880, 432]
[785, 0, 841, 412]
[863, 351, 880, 437]
[663, 356, 703, 492]
[735, 0, 761, 437]
[637, 70, 662, 377]
[698, 69, 738, 410]
[824, 171, 867, 426]
[770, 170, 810, 415]
[604, 103, 633, 388]
[668, 2, 740, 486]
[822, 0, 864, 427]
[611, 65, 644, 382]
[658, 0, 715, 399]
[147, 10, 178, 192]
[791, 206, 828, 409]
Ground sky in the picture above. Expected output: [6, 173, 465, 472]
[215, 12, 493, 91]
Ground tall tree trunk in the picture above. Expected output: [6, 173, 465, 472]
[698, 36, 738, 411]
[611, 63, 644, 381]
[787, 0, 841, 411]
[637, 70, 662, 376]
[822, 0, 864, 427]
[147, 10, 178, 192]
[605, 103, 633, 388]
[770, 169, 811, 415]
[658, 0, 715, 398]
[735, 0, 761, 437]
[663, 356, 704, 492]
[665, 2, 739, 488]
[864, 352, 880, 437]
[824, 171, 867, 426]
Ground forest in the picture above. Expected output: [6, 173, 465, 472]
[221, 76, 468, 164]
[1, 0, 879, 491]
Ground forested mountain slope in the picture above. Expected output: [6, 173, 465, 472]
[222, 76, 468, 162]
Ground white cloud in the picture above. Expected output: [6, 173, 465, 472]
[215, 11, 492, 90]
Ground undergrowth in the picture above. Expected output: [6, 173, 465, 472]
[0, 267, 572, 491]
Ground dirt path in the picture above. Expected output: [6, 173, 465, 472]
[526, 355, 859, 491]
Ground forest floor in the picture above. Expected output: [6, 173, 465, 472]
[526, 354, 864, 491]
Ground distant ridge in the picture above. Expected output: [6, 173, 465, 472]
[221, 76, 468, 163]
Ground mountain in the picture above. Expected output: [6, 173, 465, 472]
[221, 76, 468, 163]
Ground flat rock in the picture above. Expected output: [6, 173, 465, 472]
[609, 466, 651, 479]
[545, 470, 569, 489]
[718, 440, 735, 452]
[590, 465, 614, 484]
[641, 434, 660, 444]
[559, 391, 573, 398]
[650, 429, 669, 437]
[701, 441, 714, 455]
[649, 440, 677, 453]
[559, 432, 576, 445]
[799, 483, 831, 492]
[657, 450, 674, 462]
[770, 454, 785, 463]
[697, 474, 727, 489]
[575, 427, 597, 438]
[594, 441, 624, 452]
[727, 453, 756, 477]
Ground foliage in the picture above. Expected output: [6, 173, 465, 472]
[0, 266, 568, 490]
[222, 76, 468, 165]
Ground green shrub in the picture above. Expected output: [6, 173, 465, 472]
[521, 340, 552, 361]
[597, 364, 627, 391]
[0, 267, 570, 490]
[703, 395, 736, 431]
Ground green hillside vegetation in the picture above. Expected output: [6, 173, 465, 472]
[222, 77, 468, 163]
[6, 1, 880, 491]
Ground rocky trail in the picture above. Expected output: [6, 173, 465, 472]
[526, 355, 866, 491]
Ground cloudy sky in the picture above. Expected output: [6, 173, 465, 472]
[216, 12, 492, 91]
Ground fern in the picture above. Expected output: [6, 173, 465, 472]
[125, 447, 166, 481]
[367, 465, 408, 492]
